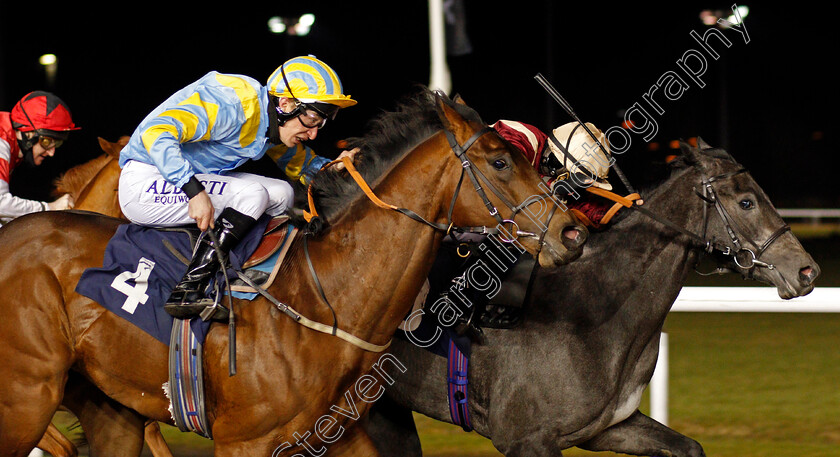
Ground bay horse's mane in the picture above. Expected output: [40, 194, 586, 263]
[306, 87, 483, 223]
[52, 153, 114, 199]
[52, 136, 127, 200]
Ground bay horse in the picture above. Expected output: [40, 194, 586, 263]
[0, 90, 586, 457]
[362, 139, 819, 456]
[52, 136, 127, 218]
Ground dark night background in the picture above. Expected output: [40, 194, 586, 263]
[0, 2, 836, 208]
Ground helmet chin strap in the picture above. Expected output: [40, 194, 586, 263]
[22, 148, 37, 167]
[16, 133, 38, 167]
[267, 96, 288, 145]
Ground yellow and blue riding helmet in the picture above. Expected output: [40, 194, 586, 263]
[267, 55, 356, 129]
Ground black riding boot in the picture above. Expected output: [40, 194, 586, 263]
[164, 208, 257, 319]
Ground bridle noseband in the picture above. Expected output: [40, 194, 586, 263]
[333, 124, 557, 244]
[694, 166, 790, 273]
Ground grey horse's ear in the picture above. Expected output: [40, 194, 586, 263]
[677, 139, 700, 164]
[678, 139, 695, 154]
[696, 136, 714, 150]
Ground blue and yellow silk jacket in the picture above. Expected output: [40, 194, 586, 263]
[120, 72, 269, 189]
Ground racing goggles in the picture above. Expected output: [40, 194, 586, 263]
[37, 135, 64, 150]
[293, 102, 329, 129]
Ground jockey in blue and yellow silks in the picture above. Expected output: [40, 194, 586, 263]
[118, 55, 357, 319]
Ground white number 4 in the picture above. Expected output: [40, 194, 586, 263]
[111, 257, 156, 314]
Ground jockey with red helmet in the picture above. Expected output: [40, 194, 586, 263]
[0, 91, 80, 226]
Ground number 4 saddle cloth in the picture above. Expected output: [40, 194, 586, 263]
[75, 214, 295, 345]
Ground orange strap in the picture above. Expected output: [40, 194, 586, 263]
[304, 156, 397, 223]
[569, 208, 594, 227]
[583, 187, 642, 226]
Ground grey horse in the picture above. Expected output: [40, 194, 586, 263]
[364, 139, 820, 457]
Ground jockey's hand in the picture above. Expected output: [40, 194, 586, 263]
[333, 147, 361, 171]
[189, 191, 215, 231]
[47, 193, 75, 211]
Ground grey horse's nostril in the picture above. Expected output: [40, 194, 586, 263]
[799, 266, 817, 285]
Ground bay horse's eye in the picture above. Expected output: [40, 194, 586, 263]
[739, 199, 755, 210]
[493, 159, 508, 170]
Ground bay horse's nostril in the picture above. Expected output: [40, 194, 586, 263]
[561, 225, 587, 250]
[799, 266, 818, 286]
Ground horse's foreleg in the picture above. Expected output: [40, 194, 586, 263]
[144, 421, 175, 457]
[323, 426, 381, 457]
[36, 423, 77, 457]
[363, 396, 422, 457]
[577, 410, 706, 457]
[61, 372, 147, 457]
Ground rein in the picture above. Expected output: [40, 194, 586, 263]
[304, 126, 549, 242]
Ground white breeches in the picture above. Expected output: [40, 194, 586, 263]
[119, 160, 293, 226]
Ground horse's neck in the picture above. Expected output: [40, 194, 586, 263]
[291, 135, 456, 345]
[545, 167, 703, 328]
[75, 159, 122, 218]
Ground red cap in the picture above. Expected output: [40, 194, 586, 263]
[10, 91, 80, 135]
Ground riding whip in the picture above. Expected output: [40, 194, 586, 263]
[534, 73, 639, 199]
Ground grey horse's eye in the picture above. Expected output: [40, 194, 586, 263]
[493, 159, 508, 170]
[739, 199, 755, 210]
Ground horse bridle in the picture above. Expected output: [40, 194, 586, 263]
[444, 126, 558, 242]
[631, 162, 790, 274]
[374, 125, 558, 244]
[694, 166, 790, 273]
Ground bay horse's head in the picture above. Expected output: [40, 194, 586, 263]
[676, 138, 819, 298]
[431, 92, 586, 266]
[308, 88, 586, 267]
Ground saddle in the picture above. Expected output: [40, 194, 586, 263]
[227, 216, 298, 298]
[158, 215, 297, 320]
[243, 215, 294, 269]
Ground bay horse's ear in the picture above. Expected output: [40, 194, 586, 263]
[434, 91, 470, 142]
[98, 136, 130, 158]
[453, 93, 468, 106]
[97, 137, 116, 156]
